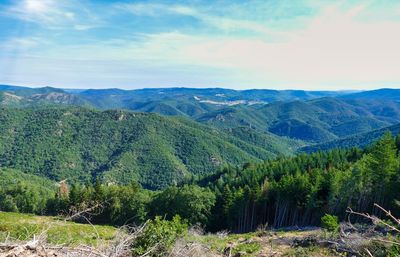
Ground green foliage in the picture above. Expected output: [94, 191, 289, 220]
[232, 242, 261, 257]
[0, 86, 91, 107]
[320, 214, 339, 232]
[0, 133, 400, 238]
[224, 127, 303, 156]
[201, 148, 356, 232]
[302, 125, 400, 153]
[4, 85, 400, 149]
[150, 185, 216, 225]
[2, 85, 400, 256]
[106, 183, 151, 225]
[48, 181, 151, 226]
[201, 133, 400, 232]
[132, 216, 188, 257]
[0, 107, 280, 189]
[0, 168, 56, 214]
[387, 243, 400, 257]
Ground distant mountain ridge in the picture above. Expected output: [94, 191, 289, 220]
[2, 84, 400, 149]
[301, 123, 400, 153]
[0, 84, 348, 108]
[2, 84, 400, 188]
[196, 97, 400, 142]
[339, 88, 400, 100]
[0, 85, 91, 107]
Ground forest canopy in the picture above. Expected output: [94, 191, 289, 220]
[1, 132, 399, 233]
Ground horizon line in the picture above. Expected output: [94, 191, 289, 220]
[3, 83, 400, 93]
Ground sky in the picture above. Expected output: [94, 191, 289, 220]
[0, 0, 399, 90]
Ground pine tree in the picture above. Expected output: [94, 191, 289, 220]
[366, 132, 398, 208]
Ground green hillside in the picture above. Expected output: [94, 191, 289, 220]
[126, 99, 218, 117]
[196, 106, 268, 130]
[0, 87, 91, 108]
[2, 86, 400, 147]
[224, 127, 304, 155]
[3, 85, 400, 153]
[339, 88, 400, 101]
[76, 87, 344, 109]
[0, 168, 56, 213]
[196, 98, 400, 143]
[0, 107, 294, 189]
[301, 123, 400, 152]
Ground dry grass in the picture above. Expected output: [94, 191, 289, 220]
[1, 209, 398, 257]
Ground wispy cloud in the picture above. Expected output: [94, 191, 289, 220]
[118, 2, 293, 36]
[1, 0, 400, 89]
[116, 3, 195, 17]
[0, 37, 47, 51]
[6, 0, 73, 24]
[3, 0, 101, 30]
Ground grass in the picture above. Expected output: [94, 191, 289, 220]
[186, 228, 345, 257]
[0, 212, 117, 246]
[187, 232, 262, 256]
[231, 241, 262, 256]
[0, 212, 352, 256]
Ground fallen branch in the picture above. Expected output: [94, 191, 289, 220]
[346, 207, 400, 233]
[374, 203, 400, 227]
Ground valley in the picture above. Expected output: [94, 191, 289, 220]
[2, 85, 400, 187]
[2, 85, 400, 147]
[1, 85, 400, 256]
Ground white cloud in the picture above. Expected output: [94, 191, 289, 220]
[168, 6, 197, 16]
[142, 4, 399, 88]
[2, 1, 400, 89]
[65, 12, 75, 19]
[60, 3, 400, 89]
[73, 24, 95, 31]
[7, 0, 63, 24]
[395, 6, 400, 17]
[0, 37, 46, 51]
[25, 0, 51, 13]
[119, 3, 157, 16]
[4, 0, 99, 30]
[118, 3, 195, 17]
[120, 3, 287, 36]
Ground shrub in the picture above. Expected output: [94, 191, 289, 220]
[321, 214, 339, 232]
[132, 215, 188, 257]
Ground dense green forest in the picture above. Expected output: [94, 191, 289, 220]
[1, 86, 400, 235]
[3, 85, 400, 145]
[0, 106, 297, 189]
[302, 122, 400, 153]
[204, 132, 400, 232]
[1, 133, 399, 234]
[196, 97, 400, 142]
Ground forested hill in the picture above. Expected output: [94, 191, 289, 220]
[196, 97, 400, 142]
[301, 123, 400, 152]
[0, 85, 345, 110]
[339, 88, 400, 100]
[0, 106, 297, 189]
[2, 131, 399, 235]
[0, 86, 91, 107]
[3, 85, 400, 146]
[198, 132, 400, 232]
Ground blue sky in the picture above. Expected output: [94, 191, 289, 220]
[0, 0, 399, 90]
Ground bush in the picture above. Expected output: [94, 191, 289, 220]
[132, 215, 188, 257]
[149, 185, 216, 226]
[321, 214, 339, 232]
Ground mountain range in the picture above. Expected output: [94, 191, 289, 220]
[1, 84, 400, 187]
